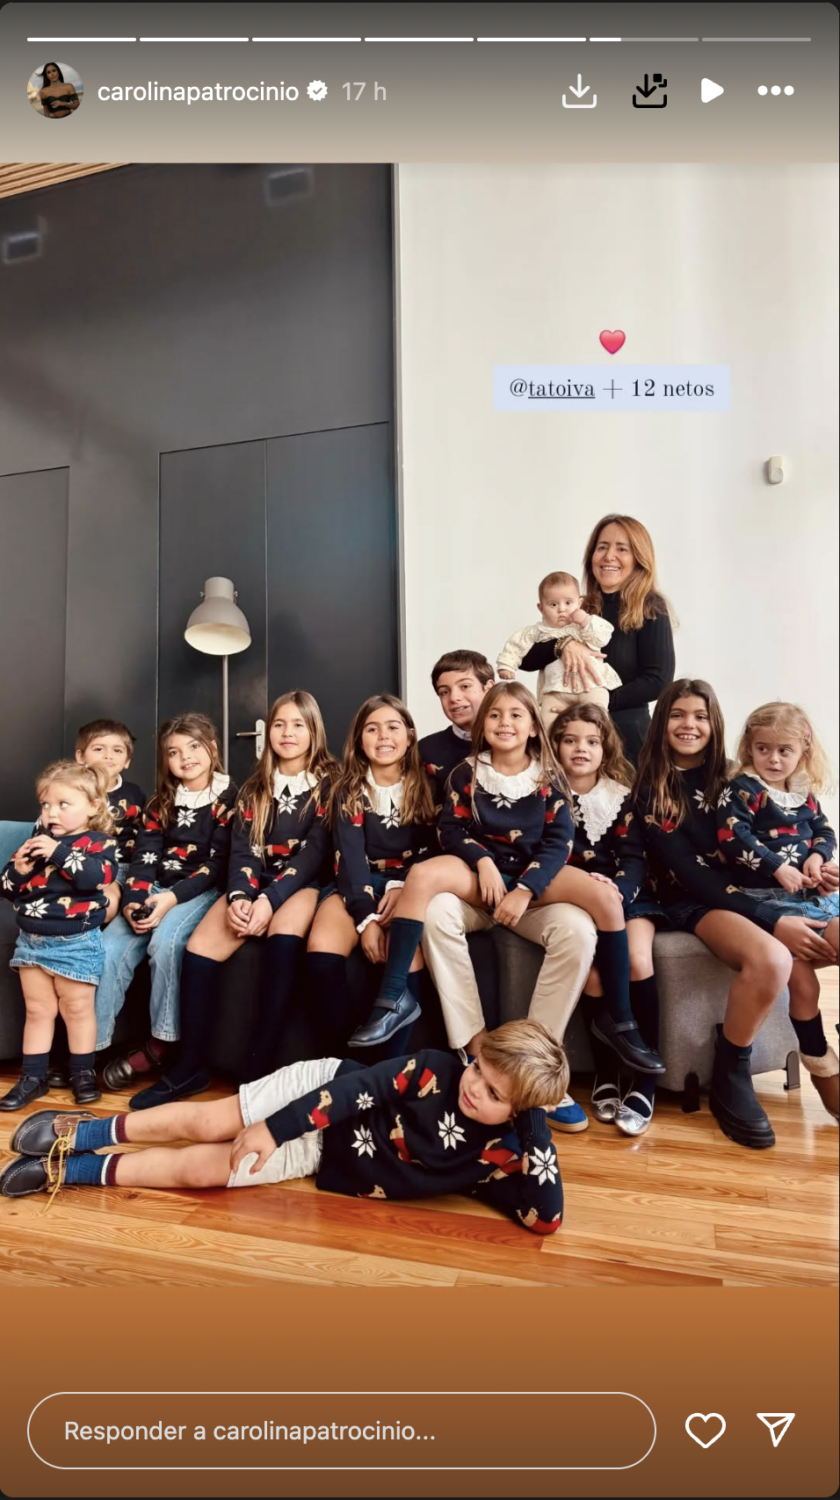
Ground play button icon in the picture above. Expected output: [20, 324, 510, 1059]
[701, 78, 725, 103]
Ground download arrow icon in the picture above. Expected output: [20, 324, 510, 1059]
[568, 75, 590, 97]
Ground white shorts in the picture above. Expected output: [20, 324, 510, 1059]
[227, 1056, 343, 1189]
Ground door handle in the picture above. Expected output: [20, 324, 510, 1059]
[236, 718, 266, 759]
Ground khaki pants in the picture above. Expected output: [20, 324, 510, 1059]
[538, 687, 610, 730]
[422, 893, 598, 1050]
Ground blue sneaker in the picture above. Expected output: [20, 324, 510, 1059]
[546, 1094, 589, 1133]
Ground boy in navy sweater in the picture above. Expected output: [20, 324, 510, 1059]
[419, 650, 495, 812]
[2, 1020, 567, 1237]
[75, 719, 146, 918]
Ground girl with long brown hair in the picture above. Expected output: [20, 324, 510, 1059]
[354, 682, 664, 1088]
[305, 693, 437, 1057]
[517, 515, 676, 762]
[635, 680, 794, 1149]
[716, 702, 838, 1122]
[95, 713, 237, 1105]
[1, 761, 117, 1111]
[550, 704, 664, 1136]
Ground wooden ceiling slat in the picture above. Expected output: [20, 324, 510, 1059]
[0, 163, 126, 200]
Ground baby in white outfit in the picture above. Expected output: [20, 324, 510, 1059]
[497, 570, 622, 727]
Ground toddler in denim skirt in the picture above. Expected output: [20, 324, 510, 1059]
[717, 702, 839, 1123]
[0, 761, 118, 1111]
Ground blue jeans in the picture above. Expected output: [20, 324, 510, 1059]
[95, 887, 218, 1048]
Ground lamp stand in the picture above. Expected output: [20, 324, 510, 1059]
[222, 655, 230, 772]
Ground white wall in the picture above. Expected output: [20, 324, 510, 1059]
[395, 163, 839, 808]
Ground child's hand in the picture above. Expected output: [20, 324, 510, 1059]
[492, 885, 533, 928]
[227, 898, 254, 935]
[229, 1121, 277, 1176]
[361, 919, 387, 965]
[816, 860, 839, 893]
[245, 895, 273, 937]
[25, 834, 59, 862]
[774, 862, 808, 894]
[13, 845, 35, 873]
[802, 853, 825, 887]
[588, 872, 618, 888]
[477, 857, 507, 910]
[133, 889, 178, 930]
[498, 669, 515, 681]
[376, 887, 403, 926]
[571, 607, 589, 625]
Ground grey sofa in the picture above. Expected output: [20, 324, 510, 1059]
[0, 820, 799, 1099]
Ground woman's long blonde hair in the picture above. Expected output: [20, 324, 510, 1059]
[736, 703, 831, 795]
[237, 691, 339, 853]
[549, 702, 635, 789]
[468, 682, 571, 806]
[329, 693, 435, 826]
[148, 713, 224, 831]
[36, 760, 115, 836]
[582, 513, 673, 633]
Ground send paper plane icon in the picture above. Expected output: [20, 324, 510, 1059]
[757, 1413, 795, 1447]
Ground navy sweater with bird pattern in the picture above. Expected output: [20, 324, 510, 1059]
[123, 779, 237, 908]
[716, 773, 837, 887]
[266, 1049, 563, 1235]
[227, 773, 333, 912]
[2, 830, 119, 935]
[438, 756, 573, 898]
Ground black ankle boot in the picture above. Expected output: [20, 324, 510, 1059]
[709, 1026, 775, 1149]
[0, 1074, 49, 1112]
[70, 1069, 101, 1106]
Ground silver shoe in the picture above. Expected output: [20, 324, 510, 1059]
[591, 1083, 620, 1124]
[615, 1090, 654, 1137]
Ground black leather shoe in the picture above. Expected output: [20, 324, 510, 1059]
[128, 1070, 211, 1110]
[0, 1156, 50, 1197]
[11, 1109, 96, 1157]
[46, 1068, 71, 1090]
[103, 1043, 165, 1092]
[348, 991, 422, 1048]
[591, 1015, 666, 1076]
[0, 1075, 50, 1112]
[71, 1069, 101, 1105]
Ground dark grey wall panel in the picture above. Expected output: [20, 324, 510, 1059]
[159, 442, 268, 790]
[0, 469, 68, 818]
[0, 165, 394, 793]
[266, 424, 398, 754]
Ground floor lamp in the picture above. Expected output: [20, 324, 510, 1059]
[184, 577, 251, 771]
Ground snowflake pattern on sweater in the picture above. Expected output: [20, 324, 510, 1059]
[568, 777, 652, 910]
[227, 775, 333, 911]
[106, 778, 147, 864]
[123, 782, 237, 908]
[636, 764, 781, 934]
[264, 1050, 563, 1235]
[1, 830, 118, 935]
[716, 773, 837, 886]
[333, 782, 435, 927]
[438, 758, 573, 898]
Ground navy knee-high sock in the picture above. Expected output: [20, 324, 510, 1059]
[376, 918, 425, 1001]
[164, 952, 222, 1086]
[306, 952, 355, 1057]
[242, 935, 302, 1083]
[593, 931, 638, 1029]
[583, 994, 620, 1094]
[628, 976, 660, 1108]
[790, 1013, 827, 1057]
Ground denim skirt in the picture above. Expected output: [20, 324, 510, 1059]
[11, 926, 106, 985]
[745, 888, 839, 924]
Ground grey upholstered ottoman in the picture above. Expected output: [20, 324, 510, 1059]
[490, 926, 799, 1102]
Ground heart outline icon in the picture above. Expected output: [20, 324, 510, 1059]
[599, 329, 626, 354]
[685, 1413, 727, 1449]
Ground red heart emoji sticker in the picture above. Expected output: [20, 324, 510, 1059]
[600, 329, 626, 355]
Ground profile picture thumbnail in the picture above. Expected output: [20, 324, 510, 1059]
[27, 61, 84, 119]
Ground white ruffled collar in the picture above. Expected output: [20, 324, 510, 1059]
[365, 768, 404, 817]
[474, 751, 544, 801]
[175, 771, 230, 809]
[571, 776, 629, 844]
[744, 765, 811, 811]
[272, 767, 318, 800]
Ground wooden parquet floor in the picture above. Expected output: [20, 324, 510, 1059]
[1, 982, 836, 1290]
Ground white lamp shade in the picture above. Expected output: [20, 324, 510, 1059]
[184, 577, 251, 656]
